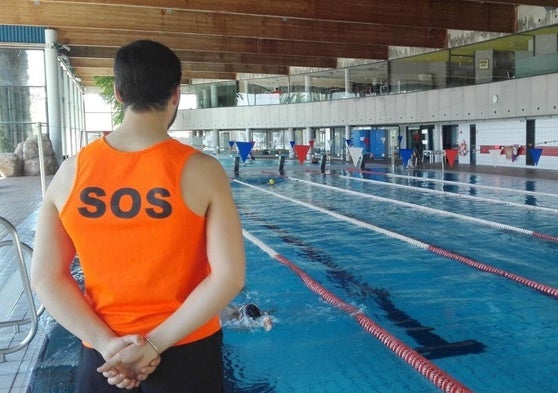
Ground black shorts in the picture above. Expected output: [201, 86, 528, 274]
[76, 330, 224, 393]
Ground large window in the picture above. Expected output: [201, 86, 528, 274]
[0, 48, 46, 152]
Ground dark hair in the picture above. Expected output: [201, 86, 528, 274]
[241, 304, 262, 319]
[114, 40, 181, 112]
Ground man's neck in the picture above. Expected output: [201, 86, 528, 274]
[106, 110, 171, 151]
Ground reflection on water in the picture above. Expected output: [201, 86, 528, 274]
[469, 175, 478, 196]
[525, 180, 537, 206]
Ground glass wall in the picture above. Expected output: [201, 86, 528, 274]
[0, 49, 46, 153]
[181, 24, 558, 109]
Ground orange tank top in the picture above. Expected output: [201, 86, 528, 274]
[59, 137, 220, 346]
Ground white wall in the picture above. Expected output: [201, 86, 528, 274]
[173, 73, 558, 171]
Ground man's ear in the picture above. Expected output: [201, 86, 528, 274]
[171, 86, 180, 106]
[114, 85, 124, 104]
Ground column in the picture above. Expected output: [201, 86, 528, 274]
[201, 89, 209, 109]
[345, 124, 351, 162]
[244, 80, 250, 105]
[304, 75, 311, 102]
[288, 127, 295, 158]
[344, 68, 350, 98]
[305, 127, 313, 159]
[211, 129, 219, 155]
[62, 70, 70, 158]
[45, 29, 62, 162]
[210, 84, 218, 108]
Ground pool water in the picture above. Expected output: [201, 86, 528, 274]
[227, 165, 558, 392]
[29, 162, 558, 393]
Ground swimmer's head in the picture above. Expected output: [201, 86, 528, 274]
[240, 304, 262, 319]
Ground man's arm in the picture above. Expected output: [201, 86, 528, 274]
[30, 159, 154, 388]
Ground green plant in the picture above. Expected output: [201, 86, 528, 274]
[94, 76, 124, 126]
[0, 128, 14, 153]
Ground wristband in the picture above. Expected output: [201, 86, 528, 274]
[145, 336, 160, 355]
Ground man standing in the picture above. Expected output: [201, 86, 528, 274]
[31, 40, 246, 392]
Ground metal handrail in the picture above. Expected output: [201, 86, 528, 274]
[0, 216, 44, 361]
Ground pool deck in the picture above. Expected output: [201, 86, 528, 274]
[0, 161, 555, 392]
[0, 176, 47, 393]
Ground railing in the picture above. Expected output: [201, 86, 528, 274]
[0, 216, 44, 362]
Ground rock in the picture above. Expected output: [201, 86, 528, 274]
[14, 134, 59, 176]
[0, 152, 22, 177]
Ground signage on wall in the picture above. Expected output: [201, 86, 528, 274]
[478, 58, 489, 70]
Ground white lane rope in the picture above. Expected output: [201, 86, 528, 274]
[234, 179, 558, 299]
[385, 172, 558, 199]
[289, 177, 558, 243]
[340, 174, 558, 215]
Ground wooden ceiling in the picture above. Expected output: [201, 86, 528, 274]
[2, 0, 558, 87]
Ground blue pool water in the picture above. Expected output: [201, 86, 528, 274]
[29, 161, 558, 392]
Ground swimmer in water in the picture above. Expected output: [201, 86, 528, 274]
[221, 303, 273, 331]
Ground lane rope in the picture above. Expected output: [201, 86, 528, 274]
[342, 167, 558, 200]
[289, 176, 558, 243]
[385, 172, 558, 199]
[243, 229, 473, 393]
[234, 179, 558, 299]
[340, 173, 558, 215]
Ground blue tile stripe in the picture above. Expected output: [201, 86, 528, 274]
[0, 25, 46, 44]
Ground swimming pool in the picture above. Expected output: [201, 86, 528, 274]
[29, 160, 558, 392]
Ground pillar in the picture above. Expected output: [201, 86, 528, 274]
[210, 84, 218, 108]
[304, 75, 311, 102]
[211, 129, 219, 155]
[288, 127, 295, 158]
[305, 127, 313, 159]
[345, 124, 351, 162]
[45, 29, 62, 162]
[62, 69, 70, 157]
[244, 80, 250, 105]
[344, 68, 350, 98]
[202, 89, 209, 109]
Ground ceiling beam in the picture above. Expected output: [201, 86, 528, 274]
[182, 63, 289, 75]
[72, 67, 113, 76]
[2, 1, 447, 48]
[64, 33, 389, 61]
[72, 62, 288, 76]
[79, 75, 194, 86]
[182, 71, 237, 81]
[68, 50, 338, 69]
[38, 0, 518, 32]
[79, 70, 237, 82]
[464, 1, 558, 6]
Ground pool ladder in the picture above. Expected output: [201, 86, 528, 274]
[0, 216, 44, 362]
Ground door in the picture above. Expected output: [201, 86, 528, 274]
[469, 124, 476, 165]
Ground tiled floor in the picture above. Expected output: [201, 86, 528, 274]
[1, 176, 47, 393]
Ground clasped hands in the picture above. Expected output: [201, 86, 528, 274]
[97, 335, 162, 390]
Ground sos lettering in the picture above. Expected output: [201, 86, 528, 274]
[78, 187, 172, 219]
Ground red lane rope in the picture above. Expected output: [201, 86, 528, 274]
[532, 231, 558, 242]
[428, 246, 558, 298]
[273, 252, 473, 393]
